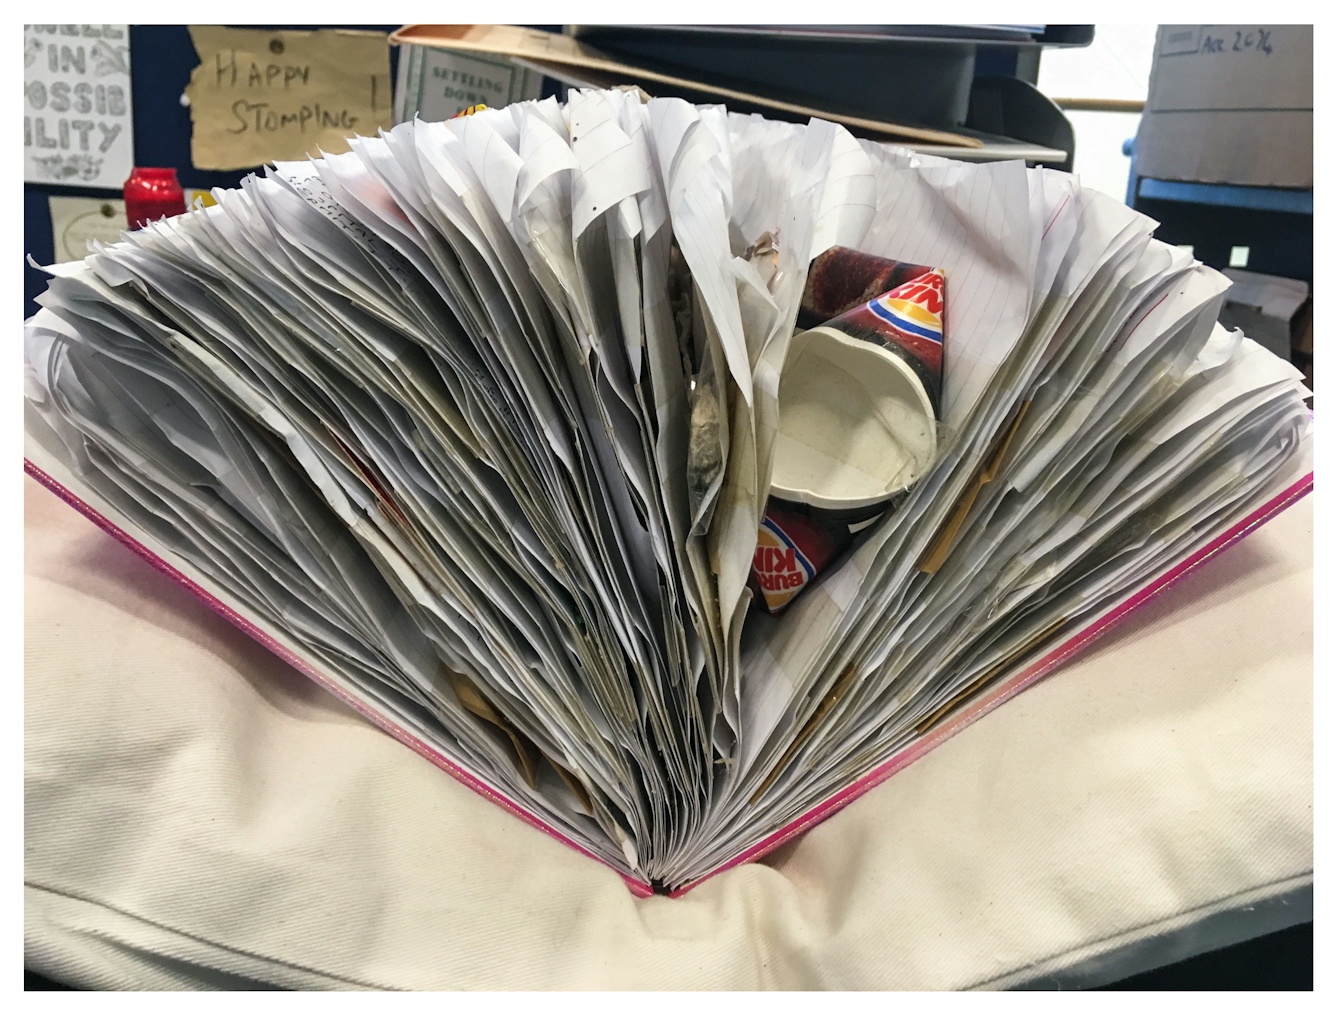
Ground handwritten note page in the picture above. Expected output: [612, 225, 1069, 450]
[24, 24, 134, 189]
[186, 26, 393, 171]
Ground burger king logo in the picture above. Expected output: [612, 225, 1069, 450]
[866, 268, 944, 344]
[753, 516, 817, 612]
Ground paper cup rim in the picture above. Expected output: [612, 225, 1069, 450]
[770, 325, 938, 511]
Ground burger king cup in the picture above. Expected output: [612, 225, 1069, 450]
[750, 250, 946, 615]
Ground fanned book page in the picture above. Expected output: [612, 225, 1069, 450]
[24, 91, 1312, 895]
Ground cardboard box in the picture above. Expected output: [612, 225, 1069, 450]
[1135, 25, 1312, 188]
[1218, 269, 1309, 362]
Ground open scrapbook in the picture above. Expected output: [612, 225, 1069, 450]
[24, 90, 1313, 895]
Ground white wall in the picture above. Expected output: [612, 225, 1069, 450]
[1035, 25, 1158, 203]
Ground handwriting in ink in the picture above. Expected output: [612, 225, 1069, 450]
[229, 99, 358, 135]
[213, 49, 311, 89]
[1201, 28, 1273, 55]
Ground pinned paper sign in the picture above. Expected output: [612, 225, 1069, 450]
[185, 26, 393, 171]
[23, 25, 134, 189]
[49, 196, 127, 262]
[48, 191, 215, 263]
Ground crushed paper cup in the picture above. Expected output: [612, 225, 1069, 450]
[798, 246, 942, 335]
[751, 497, 891, 614]
[750, 249, 946, 614]
[798, 246, 945, 413]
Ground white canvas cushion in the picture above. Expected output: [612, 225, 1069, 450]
[23, 474, 1313, 989]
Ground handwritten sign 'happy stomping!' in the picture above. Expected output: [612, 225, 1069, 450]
[24, 25, 134, 189]
[186, 26, 393, 171]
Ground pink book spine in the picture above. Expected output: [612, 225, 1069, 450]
[25, 458, 1312, 898]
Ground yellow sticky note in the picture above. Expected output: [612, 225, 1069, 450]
[184, 188, 217, 209]
[185, 26, 392, 171]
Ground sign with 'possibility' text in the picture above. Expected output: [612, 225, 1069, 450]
[24, 24, 134, 189]
[185, 26, 394, 171]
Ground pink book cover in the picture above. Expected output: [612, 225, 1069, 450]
[23, 445, 1314, 899]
